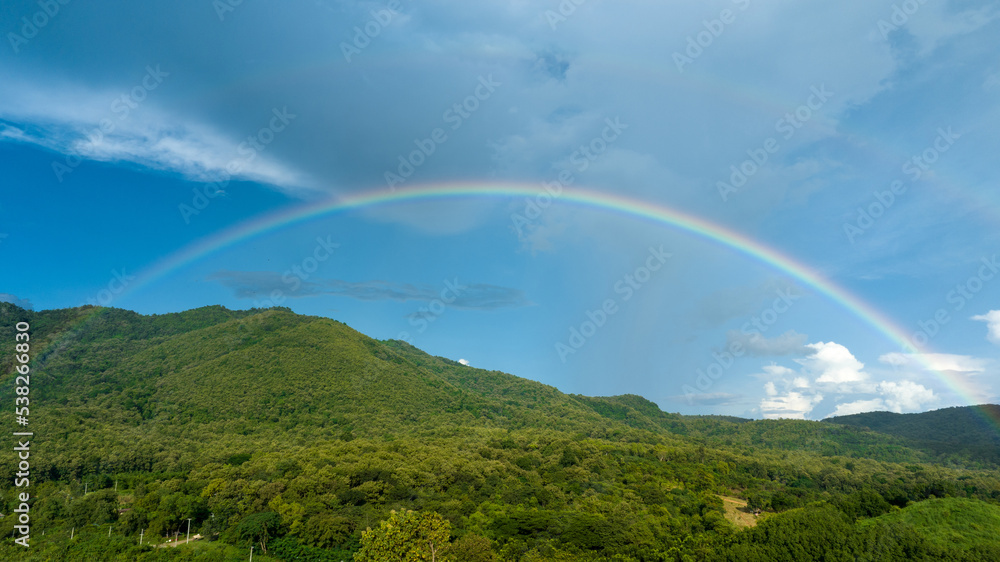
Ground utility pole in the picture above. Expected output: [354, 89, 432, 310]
[108, 525, 112, 537]
[70, 527, 74, 540]
[115, 480, 118, 492]
[187, 518, 192, 543]
[250, 546, 254, 561]
[175, 530, 179, 546]
[139, 528, 144, 545]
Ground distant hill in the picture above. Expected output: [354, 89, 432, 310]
[824, 405, 1000, 466]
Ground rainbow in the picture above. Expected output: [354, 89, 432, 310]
[61, 182, 997, 424]
[139, 182, 914, 342]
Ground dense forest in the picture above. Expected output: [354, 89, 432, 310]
[2, 303, 1000, 561]
[824, 405, 1000, 465]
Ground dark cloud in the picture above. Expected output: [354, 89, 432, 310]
[725, 330, 813, 357]
[533, 51, 571, 81]
[667, 392, 743, 406]
[0, 293, 33, 310]
[688, 281, 796, 329]
[207, 271, 325, 299]
[209, 271, 531, 311]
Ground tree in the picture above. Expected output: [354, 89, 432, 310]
[356, 509, 452, 562]
[442, 533, 496, 561]
[301, 512, 355, 549]
[746, 492, 768, 513]
[234, 511, 284, 554]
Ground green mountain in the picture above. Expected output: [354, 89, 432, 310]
[2, 303, 1000, 561]
[824, 405, 1000, 465]
[860, 497, 1000, 553]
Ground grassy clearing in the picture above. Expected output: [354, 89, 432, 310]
[720, 495, 758, 528]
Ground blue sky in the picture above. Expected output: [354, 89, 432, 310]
[2, 0, 1000, 419]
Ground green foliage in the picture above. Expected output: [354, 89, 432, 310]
[231, 511, 284, 553]
[832, 488, 893, 520]
[269, 536, 345, 561]
[300, 512, 355, 549]
[713, 497, 1000, 561]
[66, 489, 119, 527]
[825, 406, 1000, 466]
[442, 533, 496, 561]
[356, 509, 451, 561]
[860, 497, 1000, 553]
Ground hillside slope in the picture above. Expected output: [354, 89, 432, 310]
[825, 405, 1000, 465]
[861, 497, 1000, 552]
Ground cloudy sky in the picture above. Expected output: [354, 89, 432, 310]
[2, 0, 999, 419]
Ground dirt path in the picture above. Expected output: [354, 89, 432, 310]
[720, 495, 758, 528]
[155, 534, 203, 548]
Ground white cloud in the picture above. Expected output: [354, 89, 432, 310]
[0, 79, 312, 193]
[972, 310, 1000, 344]
[458, 358, 470, 366]
[827, 380, 936, 418]
[758, 366, 823, 419]
[761, 363, 797, 378]
[798, 342, 871, 391]
[829, 398, 887, 418]
[879, 352, 988, 374]
[877, 380, 936, 413]
[759, 341, 946, 420]
[761, 391, 824, 420]
[879, 351, 996, 406]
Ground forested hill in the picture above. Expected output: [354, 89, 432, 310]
[824, 405, 1000, 465]
[0, 302, 987, 469]
[2, 303, 1000, 561]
